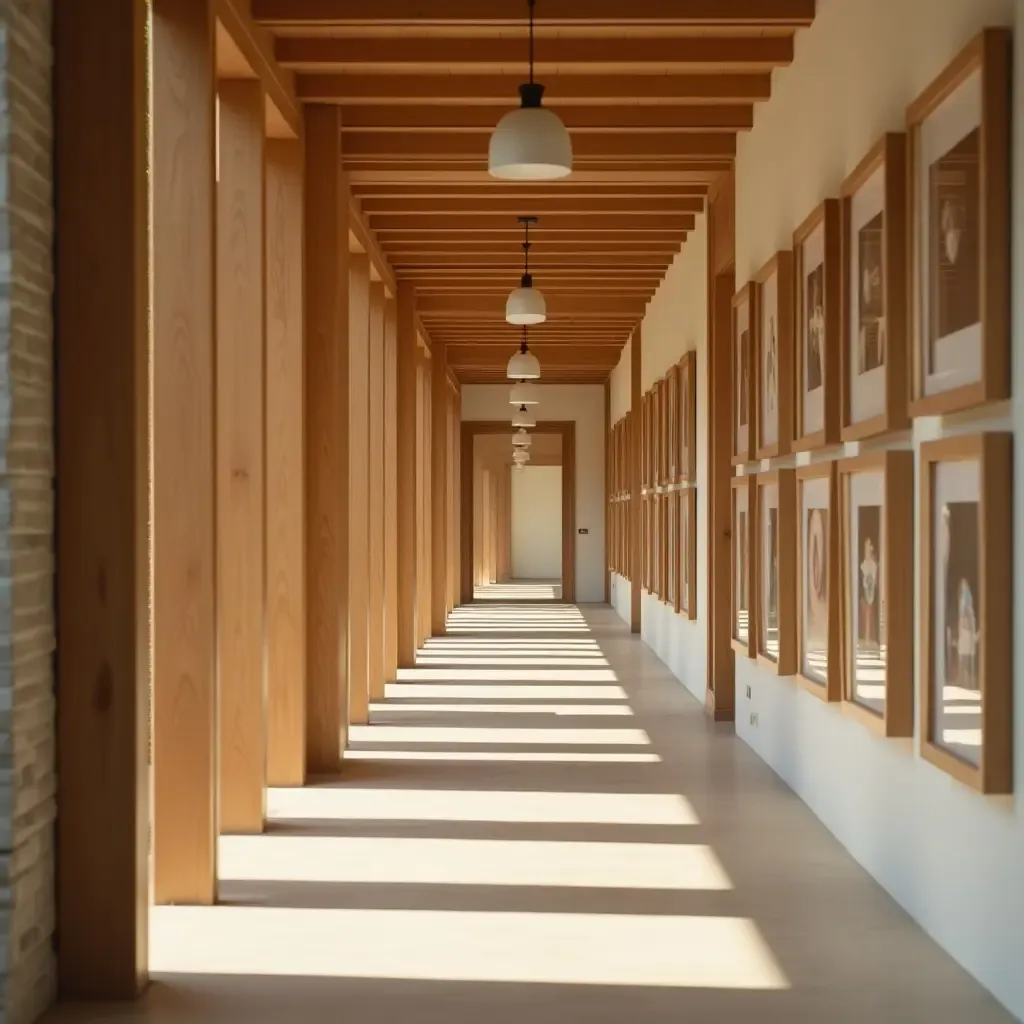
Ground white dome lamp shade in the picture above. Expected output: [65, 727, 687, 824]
[512, 428, 532, 448]
[513, 449, 530, 464]
[507, 325, 541, 379]
[488, 0, 572, 181]
[509, 380, 540, 406]
[512, 404, 536, 429]
[506, 218, 547, 327]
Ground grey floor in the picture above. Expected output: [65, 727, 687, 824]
[50, 598, 1013, 1022]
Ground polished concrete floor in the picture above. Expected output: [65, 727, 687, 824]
[50, 597, 1013, 1022]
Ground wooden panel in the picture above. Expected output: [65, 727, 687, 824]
[367, 283, 387, 699]
[265, 139, 306, 787]
[216, 79, 266, 833]
[348, 253, 371, 725]
[304, 105, 349, 771]
[629, 328, 642, 631]
[417, 353, 433, 641]
[54, 0, 149, 994]
[431, 343, 449, 633]
[152, 0, 218, 906]
[396, 283, 419, 665]
[383, 296, 400, 679]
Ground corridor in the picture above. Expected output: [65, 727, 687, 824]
[51, 602, 1009, 1023]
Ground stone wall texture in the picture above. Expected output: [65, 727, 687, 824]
[0, 0, 56, 1021]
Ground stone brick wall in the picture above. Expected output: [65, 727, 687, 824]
[0, 1, 56, 1022]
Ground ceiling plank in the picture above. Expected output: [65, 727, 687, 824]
[370, 213, 695, 232]
[352, 183, 709, 198]
[362, 197, 704, 214]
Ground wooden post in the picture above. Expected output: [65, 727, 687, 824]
[151, 0, 218, 905]
[396, 283, 419, 666]
[348, 253, 371, 725]
[604, 380, 611, 603]
[431, 343, 449, 634]
[452, 389, 462, 607]
[304, 106, 349, 771]
[368, 283, 387, 699]
[55, 0, 149, 994]
[383, 296, 400, 679]
[417, 352, 433, 646]
[265, 139, 306, 787]
[630, 327, 643, 634]
[216, 79, 266, 835]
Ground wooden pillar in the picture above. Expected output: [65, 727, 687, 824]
[604, 380, 611, 603]
[348, 254, 371, 725]
[55, 0, 149, 994]
[453, 390, 462, 607]
[216, 79, 266, 835]
[396, 283, 419, 666]
[416, 352, 432, 648]
[383, 296, 400, 679]
[368, 283, 387, 699]
[265, 139, 305, 787]
[431, 344, 449, 634]
[629, 327, 643, 633]
[151, 0, 218, 906]
[473, 458, 484, 587]
[304, 106, 349, 771]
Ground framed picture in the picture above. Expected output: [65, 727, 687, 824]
[666, 365, 679, 484]
[642, 496, 651, 591]
[651, 382, 662, 493]
[679, 488, 697, 620]
[794, 200, 841, 451]
[667, 489, 678, 609]
[641, 392, 651, 492]
[731, 474, 757, 657]
[907, 29, 1011, 418]
[840, 133, 910, 441]
[754, 252, 794, 460]
[919, 433, 1012, 794]
[652, 493, 662, 598]
[796, 463, 840, 700]
[838, 451, 914, 738]
[732, 283, 757, 465]
[756, 469, 796, 675]
[678, 351, 697, 483]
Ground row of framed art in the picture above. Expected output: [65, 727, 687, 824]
[732, 28, 1011, 463]
[732, 433, 1012, 795]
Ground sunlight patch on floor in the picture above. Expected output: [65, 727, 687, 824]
[370, 702, 634, 717]
[348, 725, 650, 746]
[385, 683, 629, 700]
[342, 750, 663, 763]
[396, 667, 618, 682]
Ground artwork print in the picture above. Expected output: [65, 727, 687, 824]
[739, 329, 750, 428]
[804, 507, 829, 678]
[766, 313, 778, 417]
[857, 212, 885, 374]
[939, 501, 980, 692]
[736, 508, 749, 641]
[763, 505, 779, 658]
[680, 499, 690, 611]
[856, 505, 883, 655]
[805, 263, 825, 393]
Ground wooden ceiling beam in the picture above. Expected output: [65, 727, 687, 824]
[352, 183, 709, 199]
[362, 197, 704, 215]
[348, 167, 728, 184]
[370, 213, 695, 232]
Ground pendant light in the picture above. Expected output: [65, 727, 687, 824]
[513, 449, 530, 464]
[512, 428, 532, 448]
[488, 0, 572, 181]
[506, 218, 547, 327]
[512, 404, 536, 429]
[507, 325, 541, 381]
[509, 380, 540, 406]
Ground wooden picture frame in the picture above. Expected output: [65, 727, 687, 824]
[731, 474, 757, 657]
[840, 133, 910, 441]
[659, 491, 670, 604]
[919, 433, 1012, 794]
[678, 351, 697, 483]
[731, 283, 757, 465]
[666, 365, 680, 485]
[679, 487, 697, 620]
[756, 469, 796, 675]
[793, 200, 841, 451]
[641, 392, 651, 492]
[754, 251, 794, 460]
[795, 462, 841, 701]
[642, 495, 652, 592]
[906, 28, 1011, 418]
[669, 490, 679, 613]
[838, 451, 914, 738]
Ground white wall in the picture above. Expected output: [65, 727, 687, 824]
[512, 466, 562, 579]
[461, 384, 606, 602]
[731, 1, 1024, 1018]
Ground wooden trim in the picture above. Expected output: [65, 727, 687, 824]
[906, 29, 1011, 419]
[630, 328, 643, 632]
[755, 469, 797, 676]
[681, 488, 698, 620]
[753, 250, 794, 460]
[795, 462, 841, 701]
[837, 451, 914, 739]
[677, 351, 698, 483]
[604, 379, 611, 601]
[793, 199, 841, 451]
[731, 281, 757, 465]
[396, 282, 419, 664]
[840, 133, 910, 442]
[731, 474, 757, 658]
[919, 433, 1013, 794]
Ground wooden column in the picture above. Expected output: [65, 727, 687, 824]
[383, 296, 400, 679]
[55, 0, 149, 994]
[431, 344, 449, 634]
[348, 254, 371, 725]
[368, 283, 387, 699]
[216, 79, 266, 835]
[151, 0, 218, 906]
[629, 327, 643, 633]
[473, 458, 484, 587]
[304, 106, 349, 771]
[396, 283, 419, 666]
[265, 138, 305, 787]
[604, 380, 611, 603]
[453, 389, 462, 607]
[418, 353, 433, 646]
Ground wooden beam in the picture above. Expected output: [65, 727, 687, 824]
[417, 295, 648, 316]
[152, 0, 217, 906]
[348, 194, 396, 294]
[265, 138, 306, 787]
[348, 167, 729, 185]
[55, 0, 149, 996]
[431, 344, 450, 635]
[216, 79, 266, 835]
[397, 283, 420, 666]
[446, 345, 622, 367]
[304, 104, 349, 772]
[368, 283, 387, 700]
[353, 184, 709, 199]
[383, 297, 400, 681]
[362, 197, 705, 215]
[370, 214, 696, 232]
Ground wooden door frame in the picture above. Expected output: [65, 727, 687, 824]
[460, 420, 576, 604]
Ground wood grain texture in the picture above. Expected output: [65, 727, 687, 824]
[417, 352, 433, 644]
[396, 283, 419, 665]
[630, 327, 642, 631]
[265, 139, 306, 786]
[217, 79, 267, 834]
[383, 296, 400, 679]
[152, 0, 218, 905]
[54, 0, 149, 993]
[304, 105, 349, 771]
[431, 343, 449, 632]
[368, 282, 387, 699]
[348, 253, 371, 725]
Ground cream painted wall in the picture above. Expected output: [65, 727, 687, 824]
[461, 384, 606, 601]
[731, 0, 1024, 1018]
[512, 466, 562, 579]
